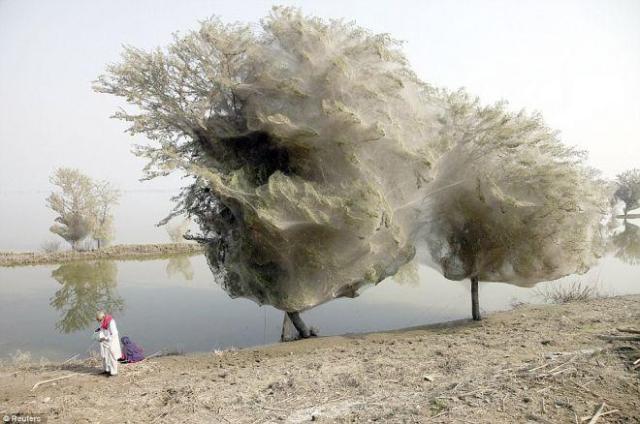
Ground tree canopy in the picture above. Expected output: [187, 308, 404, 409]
[46, 167, 120, 250]
[47, 168, 97, 250]
[95, 8, 610, 311]
[615, 168, 640, 215]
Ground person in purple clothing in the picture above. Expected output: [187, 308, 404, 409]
[119, 336, 145, 363]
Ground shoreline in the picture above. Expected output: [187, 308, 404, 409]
[1, 294, 638, 422]
[0, 243, 204, 267]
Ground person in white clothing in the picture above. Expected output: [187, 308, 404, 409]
[95, 311, 122, 376]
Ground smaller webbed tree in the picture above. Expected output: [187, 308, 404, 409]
[46, 168, 96, 250]
[423, 93, 610, 320]
[615, 169, 640, 216]
[92, 181, 121, 249]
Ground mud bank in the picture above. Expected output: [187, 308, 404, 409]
[0, 243, 204, 267]
[1, 295, 639, 423]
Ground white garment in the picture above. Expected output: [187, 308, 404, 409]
[98, 319, 122, 376]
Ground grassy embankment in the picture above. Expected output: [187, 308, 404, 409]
[0, 243, 204, 267]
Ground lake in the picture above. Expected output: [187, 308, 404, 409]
[1, 241, 639, 361]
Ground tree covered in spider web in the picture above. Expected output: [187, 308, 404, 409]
[95, 7, 611, 313]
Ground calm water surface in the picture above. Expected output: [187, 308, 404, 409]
[1, 238, 639, 361]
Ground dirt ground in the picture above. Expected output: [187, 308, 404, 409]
[0, 243, 203, 267]
[1, 295, 639, 423]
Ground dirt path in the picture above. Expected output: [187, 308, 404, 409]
[0, 243, 203, 267]
[1, 295, 639, 423]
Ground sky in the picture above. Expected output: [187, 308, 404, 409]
[0, 0, 639, 248]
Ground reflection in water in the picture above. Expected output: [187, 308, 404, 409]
[166, 255, 194, 281]
[0, 252, 637, 361]
[50, 261, 124, 333]
[612, 221, 640, 265]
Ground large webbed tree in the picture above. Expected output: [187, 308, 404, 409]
[95, 7, 609, 335]
[95, 8, 441, 333]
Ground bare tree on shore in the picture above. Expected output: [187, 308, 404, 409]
[92, 181, 121, 249]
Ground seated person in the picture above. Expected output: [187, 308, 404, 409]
[119, 336, 145, 363]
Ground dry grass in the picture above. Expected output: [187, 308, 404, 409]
[40, 240, 62, 253]
[534, 281, 601, 304]
[10, 350, 32, 367]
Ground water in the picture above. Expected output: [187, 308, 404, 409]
[1, 245, 639, 361]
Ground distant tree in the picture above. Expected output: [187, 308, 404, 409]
[92, 181, 121, 249]
[165, 218, 191, 243]
[46, 168, 96, 250]
[40, 240, 62, 253]
[614, 169, 640, 216]
[46, 168, 121, 250]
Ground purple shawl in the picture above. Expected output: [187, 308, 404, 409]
[121, 336, 145, 363]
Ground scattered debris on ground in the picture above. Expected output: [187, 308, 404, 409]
[1, 295, 638, 423]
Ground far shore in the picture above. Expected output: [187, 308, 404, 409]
[0, 243, 204, 267]
[617, 213, 640, 219]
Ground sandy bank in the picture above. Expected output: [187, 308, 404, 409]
[1, 295, 639, 423]
[0, 243, 204, 267]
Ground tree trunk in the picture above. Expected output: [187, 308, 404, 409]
[471, 276, 481, 321]
[280, 313, 297, 342]
[287, 311, 311, 338]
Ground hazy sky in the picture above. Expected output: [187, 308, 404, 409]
[0, 0, 639, 248]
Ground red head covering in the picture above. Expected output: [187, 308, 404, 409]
[100, 314, 113, 330]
